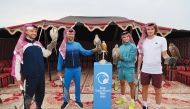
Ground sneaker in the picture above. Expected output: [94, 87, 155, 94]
[75, 102, 83, 108]
[61, 102, 69, 109]
[142, 106, 148, 109]
[115, 98, 126, 105]
[128, 102, 135, 109]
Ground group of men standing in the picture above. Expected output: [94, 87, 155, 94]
[115, 23, 169, 109]
[11, 22, 170, 109]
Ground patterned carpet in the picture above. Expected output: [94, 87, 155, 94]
[0, 68, 190, 109]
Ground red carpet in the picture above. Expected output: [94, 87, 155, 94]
[0, 68, 190, 109]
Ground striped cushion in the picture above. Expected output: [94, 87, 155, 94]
[0, 61, 5, 67]
[186, 66, 190, 71]
[0, 73, 12, 88]
[0, 60, 11, 67]
[184, 59, 190, 66]
[0, 67, 12, 74]
[3, 67, 11, 73]
[178, 71, 190, 85]
[0, 67, 3, 73]
[175, 66, 186, 71]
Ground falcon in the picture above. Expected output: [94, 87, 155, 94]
[169, 43, 183, 65]
[112, 44, 120, 65]
[50, 27, 58, 54]
[101, 41, 108, 55]
[93, 34, 102, 54]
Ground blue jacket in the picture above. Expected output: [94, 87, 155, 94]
[21, 38, 45, 78]
[117, 42, 137, 69]
[57, 41, 93, 72]
[13, 37, 51, 81]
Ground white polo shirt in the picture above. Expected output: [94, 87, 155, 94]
[141, 36, 167, 74]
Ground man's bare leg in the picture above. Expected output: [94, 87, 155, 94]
[154, 87, 162, 109]
[129, 82, 135, 99]
[142, 85, 149, 108]
[120, 80, 125, 95]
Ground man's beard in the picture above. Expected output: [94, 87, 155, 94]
[68, 37, 74, 42]
[147, 33, 154, 37]
[28, 35, 36, 40]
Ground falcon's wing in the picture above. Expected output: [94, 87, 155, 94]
[102, 43, 107, 50]
[112, 48, 117, 65]
[169, 47, 174, 57]
[173, 46, 181, 59]
[116, 48, 120, 56]
[101, 43, 104, 50]
[93, 37, 97, 45]
[112, 48, 116, 58]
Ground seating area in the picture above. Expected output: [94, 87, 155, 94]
[163, 37, 190, 86]
[0, 60, 14, 88]
[0, 38, 17, 88]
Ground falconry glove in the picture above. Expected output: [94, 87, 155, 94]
[49, 28, 58, 54]
[92, 48, 101, 53]
[47, 41, 57, 52]
[164, 57, 177, 65]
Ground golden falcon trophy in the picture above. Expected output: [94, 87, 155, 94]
[99, 41, 108, 64]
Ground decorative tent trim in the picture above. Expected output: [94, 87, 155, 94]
[5, 17, 173, 37]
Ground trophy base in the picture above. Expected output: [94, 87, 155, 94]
[99, 59, 107, 64]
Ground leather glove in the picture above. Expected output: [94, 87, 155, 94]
[92, 48, 101, 53]
[47, 41, 57, 51]
[164, 57, 177, 65]
[118, 56, 124, 61]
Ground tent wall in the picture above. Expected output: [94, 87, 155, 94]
[0, 38, 17, 60]
[166, 37, 190, 59]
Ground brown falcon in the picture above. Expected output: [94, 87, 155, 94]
[101, 41, 108, 55]
[169, 43, 183, 65]
[112, 44, 120, 65]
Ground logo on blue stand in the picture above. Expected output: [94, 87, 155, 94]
[96, 72, 109, 84]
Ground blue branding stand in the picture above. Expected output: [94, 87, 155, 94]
[93, 62, 112, 109]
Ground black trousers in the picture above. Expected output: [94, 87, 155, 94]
[24, 75, 45, 109]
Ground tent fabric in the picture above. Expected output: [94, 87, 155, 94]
[5, 16, 172, 37]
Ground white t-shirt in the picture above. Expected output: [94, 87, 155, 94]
[141, 36, 167, 74]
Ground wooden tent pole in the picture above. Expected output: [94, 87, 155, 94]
[44, 29, 51, 81]
[133, 23, 140, 39]
[130, 26, 132, 36]
[38, 22, 44, 41]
